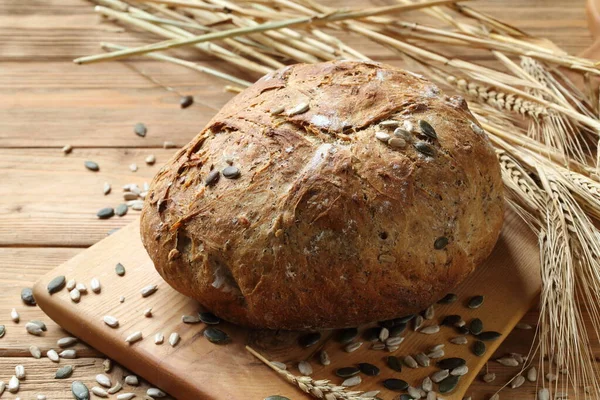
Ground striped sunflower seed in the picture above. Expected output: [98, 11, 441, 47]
[26, 322, 44, 336]
[419, 120, 437, 139]
[108, 381, 123, 394]
[483, 373, 496, 383]
[407, 387, 421, 399]
[92, 387, 109, 398]
[421, 376, 433, 392]
[511, 375, 525, 388]
[378, 327, 390, 342]
[341, 376, 361, 387]
[103, 182, 111, 195]
[21, 287, 36, 306]
[117, 393, 136, 400]
[103, 316, 119, 328]
[420, 325, 440, 335]
[96, 374, 112, 388]
[375, 131, 391, 142]
[424, 305, 435, 320]
[298, 361, 313, 376]
[415, 353, 430, 367]
[141, 285, 158, 297]
[403, 355, 418, 369]
[427, 348, 445, 359]
[125, 331, 143, 344]
[30, 345, 41, 359]
[60, 349, 77, 359]
[451, 365, 468, 376]
[169, 332, 180, 347]
[467, 295, 484, 309]
[319, 350, 330, 366]
[344, 342, 362, 353]
[431, 369, 450, 383]
[450, 336, 468, 345]
[8, 376, 19, 393]
[413, 315, 424, 331]
[58, 337, 78, 348]
[70, 288, 81, 303]
[496, 357, 519, 367]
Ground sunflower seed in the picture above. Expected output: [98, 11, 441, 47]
[511, 353, 525, 364]
[270, 361, 287, 370]
[385, 336, 404, 347]
[450, 336, 468, 345]
[510, 375, 525, 389]
[64, 279, 76, 292]
[455, 319, 466, 327]
[143, 308, 152, 318]
[496, 357, 519, 367]
[426, 392, 436, 400]
[470, 122, 485, 135]
[477, 331, 502, 341]
[337, 328, 358, 344]
[438, 293, 457, 304]
[439, 375, 459, 394]
[336, 367, 360, 378]
[21, 288, 36, 306]
[482, 372, 496, 383]
[270, 106, 285, 115]
[378, 327, 389, 342]
[29, 320, 46, 331]
[124, 192, 138, 201]
[360, 391, 380, 398]
[428, 348, 445, 359]
[55, 365, 73, 379]
[92, 387, 109, 398]
[387, 356, 402, 372]
[516, 322, 533, 330]
[26, 322, 43, 336]
[8, 376, 19, 393]
[434, 236, 449, 250]
[125, 331, 142, 344]
[404, 355, 418, 369]
[85, 161, 99, 171]
[357, 363, 379, 376]
[451, 365, 468, 376]
[298, 361, 312, 376]
[76, 283, 87, 293]
[415, 353, 430, 367]
[102, 359, 112, 373]
[546, 373, 557, 382]
[371, 342, 386, 350]
[403, 119, 415, 132]
[344, 342, 362, 353]
[383, 378, 408, 391]
[72, 381, 89, 400]
[468, 295, 484, 309]
[472, 340, 486, 356]
[538, 388, 550, 400]
[527, 367, 537, 382]
[147, 388, 166, 398]
[47, 349, 59, 362]
[129, 163, 138, 172]
[70, 288, 81, 303]
[60, 349, 77, 359]
[287, 102, 309, 116]
[205, 170, 220, 186]
[429, 343, 445, 352]
[141, 285, 158, 297]
[424, 305, 435, 320]
[97, 208, 114, 219]
[388, 137, 406, 149]
[380, 120, 399, 127]
[298, 332, 321, 347]
[420, 325, 440, 334]
[103, 316, 119, 328]
[15, 365, 25, 379]
[145, 154, 156, 165]
[414, 141, 435, 157]
[96, 374, 112, 388]
[154, 333, 164, 344]
[407, 387, 422, 399]
[48, 275, 66, 294]
[163, 141, 176, 149]
[91, 278, 101, 293]
[490, 395, 499, 400]
[30, 345, 41, 359]
[62, 144, 73, 154]
[182, 315, 200, 324]
[134, 123, 147, 137]
[108, 381, 123, 395]
[222, 166, 241, 179]
[117, 393, 136, 400]
[375, 131, 391, 142]
[413, 315, 424, 331]
[169, 332, 180, 347]
[422, 376, 433, 392]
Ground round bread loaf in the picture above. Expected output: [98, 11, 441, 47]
[141, 60, 504, 330]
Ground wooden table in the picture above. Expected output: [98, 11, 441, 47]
[0, 0, 594, 398]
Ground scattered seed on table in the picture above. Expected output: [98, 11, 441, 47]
[108, 381, 123, 395]
[336, 367, 360, 378]
[125, 331, 143, 344]
[415, 353, 430, 367]
[145, 154, 156, 165]
[60, 349, 77, 359]
[48, 275, 66, 295]
[360, 391, 380, 398]
[204, 327, 229, 344]
[96, 374, 111, 388]
[483, 372, 496, 383]
[67, 279, 76, 291]
[70, 288, 81, 303]
[516, 322, 533, 330]
[470, 318, 484, 335]
[125, 376, 139, 386]
[403, 355, 418, 369]
[298, 361, 312, 376]
[426, 392, 436, 400]
[26, 322, 43, 336]
[124, 192, 138, 201]
[119, 296, 125, 304]
[450, 336, 468, 345]
[318, 350, 330, 366]
[29, 345, 41, 359]
[429, 343, 445, 352]
[129, 163, 138, 172]
[385, 336, 404, 347]
[344, 341, 362, 353]
[511, 375, 525, 388]
[47, 349, 59, 362]
[163, 141, 176, 149]
[199, 312, 221, 325]
[413, 315, 424, 331]
[144, 308, 152, 318]
[154, 333, 164, 345]
[422, 376, 433, 392]
[91, 278, 101, 293]
[15, 365, 25, 379]
[511, 353, 525, 364]
[438, 293, 457, 304]
[538, 388, 550, 400]
[141, 284, 158, 297]
[85, 161, 99, 171]
[387, 355, 402, 372]
[180, 95, 194, 109]
[419, 120, 437, 139]
[113, 203, 128, 217]
[115, 263, 126, 276]
[424, 305, 435, 320]
[182, 315, 200, 324]
[169, 332, 180, 347]
[131, 201, 144, 211]
[496, 357, 519, 367]
[21, 288, 36, 306]
[527, 367, 537, 382]
[1, 325, 7, 337]
[134, 123, 147, 137]
[386, 344, 399, 352]
[451, 365, 468, 376]
[342, 376, 361, 387]
[420, 325, 440, 335]
[379, 327, 390, 342]
[0, 381, 6, 396]
[371, 342, 385, 350]
[358, 363, 380, 376]
[117, 393, 136, 400]
[472, 339, 486, 357]
[439, 375, 459, 394]
[437, 358, 466, 370]
[97, 207, 115, 219]
[383, 378, 408, 391]
[8, 376, 19, 393]
[407, 387, 421, 399]
[37, 395, 46, 400]
[103, 316, 119, 328]
[55, 365, 74, 379]
[102, 359, 112, 373]
[478, 331, 502, 341]
[546, 373, 557, 382]
[92, 387, 109, 398]
[62, 144, 73, 154]
[468, 295, 484, 309]
[147, 388, 166, 398]
[72, 381, 90, 400]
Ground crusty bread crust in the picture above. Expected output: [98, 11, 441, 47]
[141, 60, 504, 330]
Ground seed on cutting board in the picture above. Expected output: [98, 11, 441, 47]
[429, 343, 445, 352]
[62, 144, 73, 154]
[287, 102, 309, 116]
[424, 305, 435, 320]
[0, 325, 5, 338]
[337, 327, 358, 344]
[336, 367, 360, 378]
[456, 325, 470, 335]
[163, 141, 176, 149]
[15, 365, 25, 379]
[30, 320, 46, 331]
[97, 207, 115, 219]
[438, 293, 457, 304]
[85, 161, 100, 171]
[21, 287, 36, 306]
[102, 359, 112, 373]
[437, 357, 466, 370]
[125, 331, 143, 344]
[360, 391, 380, 398]
[413, 315, 424, 331]
[55, 365, 74, 379]
[129, 163, 138, 172]
[510, 353, 525, 364]
[70, 288, 81, 303]
[341, 375, 361, 387]
[482, 372, 496, 383]
[141, 284, 158, 297]
[8, 376, 19, 393]
[496, 357, 519, 367]
[125, 376, 139, 386]
[451, 365, 468, 376]
[66, 279, 76, 291]
[108, 381, 123, 394]
[182, 315, 200, 324]
[318, 350, 330, 366]
[203, 327, 229, 344]
[145, 154, 156, 165]
[60, 349, 77, 359]
[438, 375, 460, 394]
[470, 318, 484, 335]
[419, 120, 438, 139]
[154, 333, 164, 345]
[358, 362, 379, 376]
[527, 367, 537, 381]
[546, 373, 557, 382]
[383, 378, 409, 391]
[422, 376, 433, 392]
[103, 182, 112, 196]
[426, 392, 436, 400]
[96, 374, 112, 388]
[124, 192, 139, 201]
[362, 327, 381, 342]
[298, 361, 313, 376]
[344, 341, 362, 352]
[103, 316, 119, 328]
[467, 295, 484, 309]
[407, 387, 421, 399]
[48, 275, 66, 294]
[414, 141, 435, 157]
[450, 336, 468, 345]
[205, 170, 220, 186]
[538, 388, 550, 400]
[511, 375, 525, 388]
[169, 332, 180, 347]
[0, 381, 6, 396]
[26, 322, 43, 336]
[134, 123, 147, 137]
[386, 344, 399, 352]
[115, 263, 126, 276]
[477, 331, 502, 341]
[371, 342, 385, 350]
[222, 166, 241, 179]
[387, 355, 402, 372]
[38, 395, 47, 400]
[516, 322, 533, 330]
[403, 355, 418, 369]
[415, 353, 430, 367]
[270, 361, 286, 370]
[30, 345, 41, 359]
[420, 325, 440, 335]
[47, 349, 59, 362]
[144, 308, 153, 317]
[119, 296, 125, 303]
[92, 387, 109, 398]
[147, 388, 166, 398]
[131, 201, 144, 211]
[455, 319, 466, 327]
[434, 236, 449, 250]
[385, 336, 404, 347]
[378, 327, 389, 342]
[91, 278, 101, 293]
[72, 381, 90, 400]
[76, 283, 87, 293]
[117, 393, 136, 400]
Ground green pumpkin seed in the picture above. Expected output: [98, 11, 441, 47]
[31, 320, 47, 331]
[477, 331, 502, 341]
[115, 204, 128, 217]
[115, 263, 126, 276]
[72, 381, 90, 400]
[470, 318, 484, 335]
[438, 375, 460, 394]
[222, 166, 240, 179]
[468, 295, 484, 309]
[48, 275, 66, 295]
[437, 357, 466, 370]
[180, 95, 194, 109]
[21, 288, 36, 306]
[337, 327, 358, 344]
[335, 367, 360, 378]
[472, 340, 486, 356]
[419, 120, 438, 139]
[96, 208, 114, 219]
[84, 161, 99, 171]
[389, 323, 407, 337]
[204, 327, 229, 344]
[437, 293, 457, 304]
[134, 123, 147, 137]
[441, 315, 461, 326]
[434, 236, 449, 250]
[358, 363, 380, 376]
[199, 312, 221, 325]
[56, 365, 74, 379]
[298, 332, 321, 348]
[205, 170, 220, 186]
[383, 378, 408, 391]
[362, 327, 381, 342]
[386, 356, 402, 372]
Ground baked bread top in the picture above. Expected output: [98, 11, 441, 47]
[141, 60, 504, 330]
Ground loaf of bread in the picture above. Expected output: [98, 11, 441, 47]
[141, 60, 504, 330]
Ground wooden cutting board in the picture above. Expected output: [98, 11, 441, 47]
[33, 208, 540, 400]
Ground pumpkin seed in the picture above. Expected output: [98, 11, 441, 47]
[438, 375, 459, 394]
[108, 381, 123, 394]
[375, 131, 391, 142]
[48, 275, 66, 294]
[21, 288, 36, 306]
[427, 349, 445, 359]
[55, 365, 74, 379]
[404, 355, 418, 369]
[319, 350, 330, 366]
[103, 316, 119, 328]
[437, 357, 466, 370]
[140, 284, 158, 297]
[482, 373, 496, 383]
[496, 357, 519, 367]
[450, 336, 468, 345]
[419, 120, 437, 139]
[222, 166, 240, 179]
[298, 332, 321, 348]
[70, 288, 81, 303]
[335, 367, 360, 378]
[413, 315, 424, 331]
[387, 356, 402, 372]
[451, 365, 468, 376]
[205, 170, 220, 186]
[96, 374, 112, 388]
[477, 331, 502, 341]
[91, 278, 101, 293]
[125, 331, 143, 344]
[472, 340, 486, 357]
[154, 333, 164, 345]
[117, 393, 136, 400]
[383, 378, 408, 391]
[60, 349, 77, 359]
[527, 367, 537, 382]
[470, 318, 484, 335]
[438, 293, 457, 304]
[389, 323, 407, 338]
[415, 353, 430, 367]
[344, 342, 362, 352]
[26, 322, 43, 336]
[287, 102, 309, 116]
[420, 325, 440, 334]
[337, 328, 358, 344]
[92, 387, 109, 398]
[432, 370, 450, 383]
[62, 144, 73, 154]
[47, 349, 59, 362]
[180, 95, 194, 109]
[97, 208, 115, 219]
[115, 263, 126, 276]
[298, 361, 312, 376]
[363, 327, 381, 342]
[358, 363, 380, 376]
[456, 325, 470, 335]
[30, 345, 41, 359]
[198, 312, 220, 325]
[169, 332, 180, 347]
[422, 376, 433, 392]
[516, 322, 533, 330]
[468, 295, 484, 309]
[204, 327, 229, 344]
[511, 375, 525, 388]
[134, 123, 147, 137]
[414, 141, 435, 157]
[434, 236, 449, 250]
[84, 161, 99, 171]
[10, 308, 19, 322]
[407, 387, 421, 399]
[72, 381, 90, 400]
